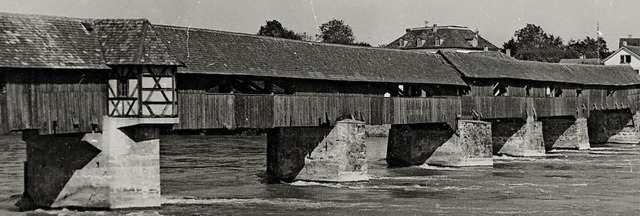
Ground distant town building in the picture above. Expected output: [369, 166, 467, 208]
[619, 37, 640, 48]
[602, 45, 640, 74]
[385, 24, 499, 53]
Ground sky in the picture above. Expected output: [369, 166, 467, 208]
[1, 0, 639, 50]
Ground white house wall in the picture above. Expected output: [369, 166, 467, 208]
[604, 49, 640, 74]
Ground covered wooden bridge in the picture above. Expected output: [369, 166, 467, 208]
[2, 12, 640, 210]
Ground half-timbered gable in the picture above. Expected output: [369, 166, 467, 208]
[93, 19, 183, 118]
[0, 13, 183, 134]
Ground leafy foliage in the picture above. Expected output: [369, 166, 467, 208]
[566, 37, 611, 59]
[318, 19, 355, 44]
[502, 24, 566, 62]
[316, 19, 372, 47]
[257, 20, 305, 40]
[503, 24, 612, 63]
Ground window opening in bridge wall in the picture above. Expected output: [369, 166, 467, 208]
[546, 86, 562, 97]
[553, 87, 563, 97]
[0, 73, 5, 93]
[493, 83, 508, 96]
[607, 89, 616, 97]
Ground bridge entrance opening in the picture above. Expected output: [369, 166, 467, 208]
[493, 83, 508, 96]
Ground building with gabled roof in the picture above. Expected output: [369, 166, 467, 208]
[385, 24, 499, 53]
[602, 45, 640, 74]
[620, 38, 640, 48]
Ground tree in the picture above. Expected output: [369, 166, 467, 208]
[566, 36, 611, 59]
[258, 20, 304, 40]
[317, 19, 355, 44]
[502, 24, 567, 63]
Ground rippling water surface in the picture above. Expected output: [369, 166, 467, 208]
[2, 134, 640, 215]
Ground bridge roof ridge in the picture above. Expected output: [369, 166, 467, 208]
[154, 24, 469, 86]
[439, 51, 640, 86]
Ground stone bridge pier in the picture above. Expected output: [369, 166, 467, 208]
[17, 117, 176, 210]
[490, 117, 545, 157]
[266, 119, 368, 183]
[386, 120, 493, 167]
[540, 116, 590, 150]
[588, 109, 640, 144]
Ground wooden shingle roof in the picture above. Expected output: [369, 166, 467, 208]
[156, 25, 468, 86]
[441, 51, 640, 86]
[0, 13, 182, 69]
[0, 13, 108, 69]
[93, 19, 183, 66]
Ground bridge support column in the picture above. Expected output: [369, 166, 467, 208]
[386, 120, 492, 167]
[491, 117, 545, 157]
[267, 119, 368, 182]
[17, 117, 176, 210]
[588, 110, 640, 144]
[541, 117, 589, 150]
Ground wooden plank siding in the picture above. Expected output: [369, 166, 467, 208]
[389, 97, 460, 128]
[0, 93, 8, 133]
[3, 70, 107, 134]
[462, 96, 527, 119]
[175, 92, 464, 129]
[532, 97, 585, 118]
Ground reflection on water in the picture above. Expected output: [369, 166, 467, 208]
[2, 135, 640, 215]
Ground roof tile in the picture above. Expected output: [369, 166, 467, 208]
[156, 25, 468, 86]
[441, 51, 640, 86]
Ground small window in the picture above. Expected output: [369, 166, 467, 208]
[117, 78, 129, 97]
[554, 88, 563, 97]
[620, 55, 632, 64]
[398, 39, 405, 47]
[493, 83, 508, 96]
[525, 85, 531, 97]
[546, 86, 563, 97]
[636, 70, 639, 75]
[623, 41, 628, 46]
[435, 37, 441, 46]
[576, 89, 582, 97]
[469, 37, 478, 47]
[607, 89, 615, 97]
[417, 38, 426, 47]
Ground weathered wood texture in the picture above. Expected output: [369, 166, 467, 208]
[0, 93, 8, 133]
[532, 97, 585, 118]
[176, 90, 640, 130]
[462, 96, 527, 119]
[4, 70, 107, 134]
[387, 97, 460, 128]
[176, 92, 464, 129]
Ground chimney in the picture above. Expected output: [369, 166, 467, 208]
[433, 24, 438, 33]
[406, 28, 412, 32]
[629, 34, 634, 38]
[506, 49, 511, 57]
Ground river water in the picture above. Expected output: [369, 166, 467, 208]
[2, 134, 640, 215]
